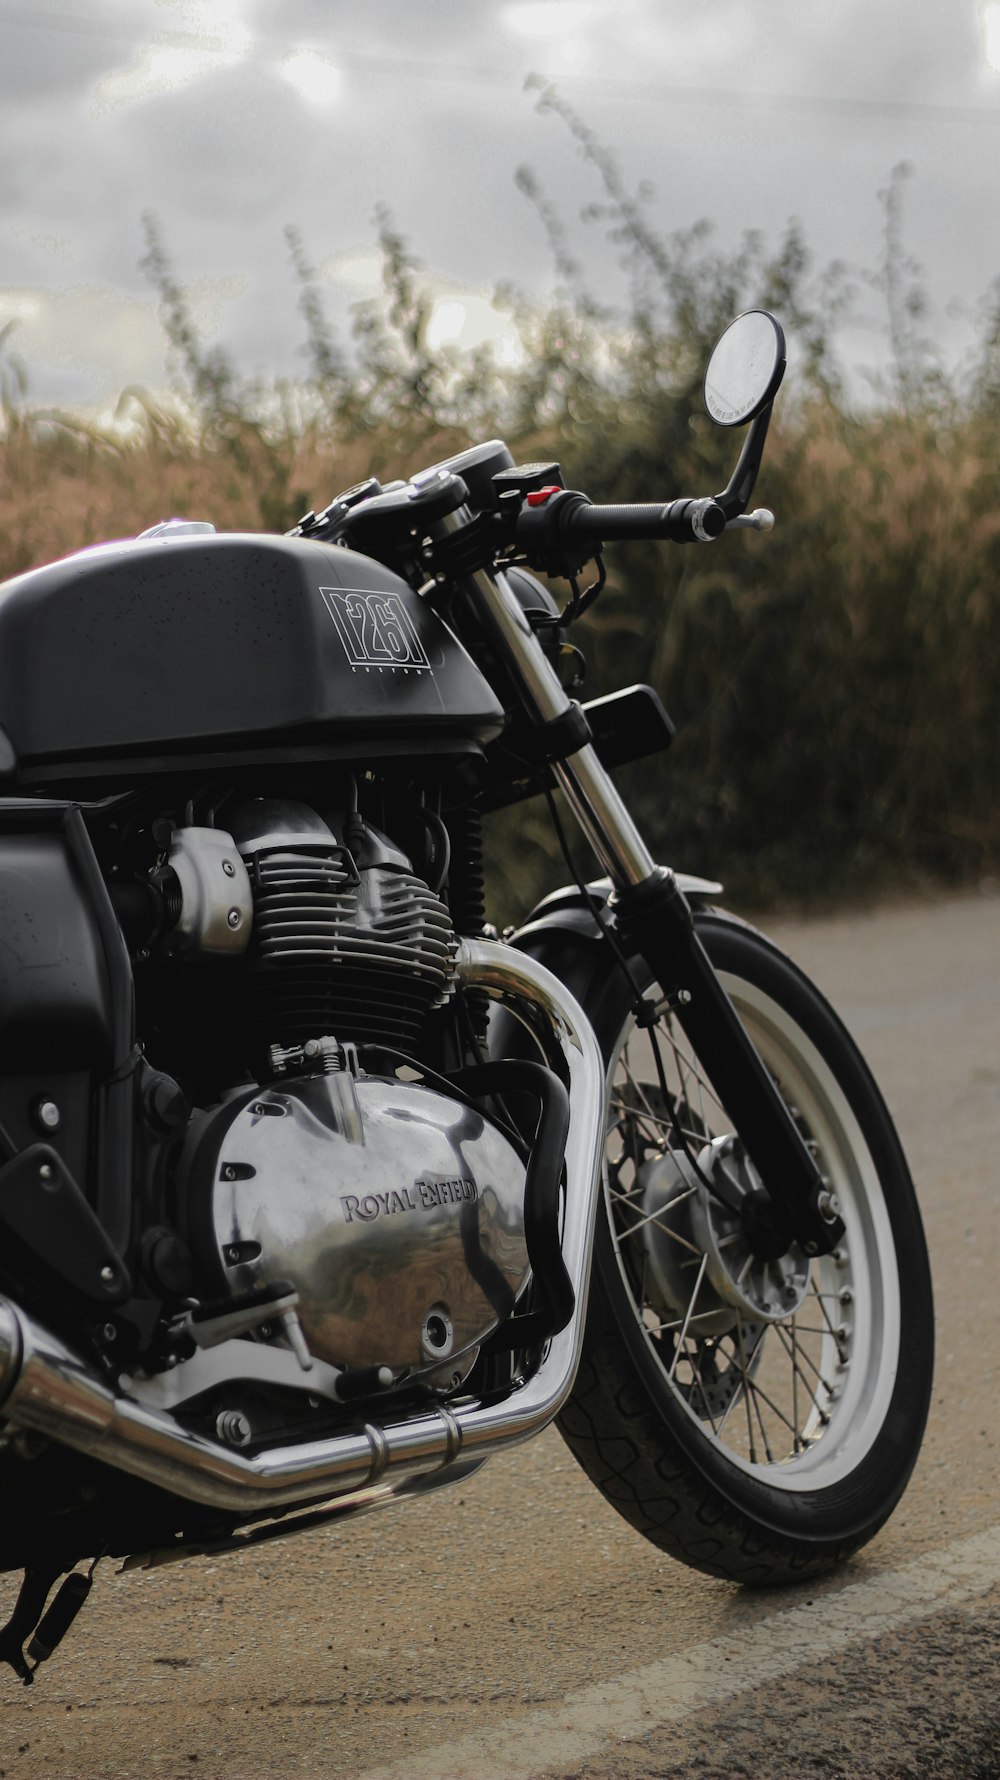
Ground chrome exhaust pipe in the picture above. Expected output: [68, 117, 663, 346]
[0, 941, 607, 1517]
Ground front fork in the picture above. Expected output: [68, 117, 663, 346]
[441, 513, 844, 1257]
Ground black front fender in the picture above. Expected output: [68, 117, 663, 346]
[492, 872, 723, 1070]
[512, 870, 722, 949]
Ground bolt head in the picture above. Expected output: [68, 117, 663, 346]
[216, 1410, 252, 1448]
[38, 1163, 55, 1183]
[36, 1100, 61, 1131]
[227, 908, 242, 929]
[100, 1264, 116, 1285]
[222, 859, 236, 878]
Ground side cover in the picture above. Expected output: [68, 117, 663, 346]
[0, 533, 505, 775]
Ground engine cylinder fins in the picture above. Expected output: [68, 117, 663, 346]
[251, 856, 456, 971]
[212, 797, 462, 1056]
[248, 969, 443, 1053]
[246, 860, 458, 1053]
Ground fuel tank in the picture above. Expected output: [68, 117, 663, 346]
[0, 533, 505, 779]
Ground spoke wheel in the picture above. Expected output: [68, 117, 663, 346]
[555, 910, 933, 1584]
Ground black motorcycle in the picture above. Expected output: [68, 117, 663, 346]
[0, 312, 932, 1682]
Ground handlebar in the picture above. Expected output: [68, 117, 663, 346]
[507, 485, 777, 578]
[512, 488, 730, 573]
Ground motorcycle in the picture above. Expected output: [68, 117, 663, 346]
[0, 311, 933, 1682]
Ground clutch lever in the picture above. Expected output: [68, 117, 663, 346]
[726, 508, 775, 532]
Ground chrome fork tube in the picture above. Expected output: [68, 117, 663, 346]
[444, 523, 658, 890]
[0, 941, 607, 1516]
[551, 746, 654, 887]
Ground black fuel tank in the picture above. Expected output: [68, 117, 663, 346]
[0, 533, 505, 775]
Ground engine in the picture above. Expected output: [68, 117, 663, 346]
[129, 795, 533, 1387]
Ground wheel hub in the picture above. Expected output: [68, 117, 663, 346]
[638, 1135, 812, 1330]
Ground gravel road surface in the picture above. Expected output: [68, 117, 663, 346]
[1, 889, 997, 1779]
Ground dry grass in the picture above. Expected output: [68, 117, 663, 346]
[3, 235, 999, 912]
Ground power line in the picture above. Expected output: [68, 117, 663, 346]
[3, 4, 1000, 126]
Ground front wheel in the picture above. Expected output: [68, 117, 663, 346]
[557, 910, 933, 1584]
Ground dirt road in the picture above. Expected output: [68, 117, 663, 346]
[1, 889, 998, 1779]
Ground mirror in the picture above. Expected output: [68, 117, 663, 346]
[704, 311, 786, 428]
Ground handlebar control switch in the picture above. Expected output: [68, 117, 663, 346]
[491, 463, 565, 503]
[511, 488, 596, 579]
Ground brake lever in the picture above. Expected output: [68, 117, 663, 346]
[726, 508, 775, 532]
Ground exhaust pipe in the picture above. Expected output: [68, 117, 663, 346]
[0, 941, 606, 1517]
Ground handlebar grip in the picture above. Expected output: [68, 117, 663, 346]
[557, 495, 726, 546]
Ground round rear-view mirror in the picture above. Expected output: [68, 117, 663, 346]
[704, 311, 786, 428]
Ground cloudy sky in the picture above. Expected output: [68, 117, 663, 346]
[3, 0, 1000, 408]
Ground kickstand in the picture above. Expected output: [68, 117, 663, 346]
[0, 1564, 62, 1685]
[0, 1553, 101, 1686]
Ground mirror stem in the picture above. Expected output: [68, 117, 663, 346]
[716, 402, 774, 520]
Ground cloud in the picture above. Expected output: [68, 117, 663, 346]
[0, 0, 996, 406]
[0, 3, 157, 101]
[0, 282, 165, 404]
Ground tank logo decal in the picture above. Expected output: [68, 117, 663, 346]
[340, 1178, 479, 1222]
[320, 587, 432, 674]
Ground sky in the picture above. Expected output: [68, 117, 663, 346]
[2, 0, 1000, 409]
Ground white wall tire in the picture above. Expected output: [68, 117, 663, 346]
[557, 911, 933, 1584]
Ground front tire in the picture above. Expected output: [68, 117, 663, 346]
[556, 910, 933, 1584]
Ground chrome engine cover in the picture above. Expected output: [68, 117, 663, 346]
[196, 1072, 531, 1375]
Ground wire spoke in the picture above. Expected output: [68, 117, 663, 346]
[635, 1247, 649, 1321]
[677, 1339, 722, 1436]
[809, 1282, 850, 1365]
[613, 1202, 703, 1259]
[669, 1043, 727, 1125]
[667, 1253, 709, 1380]
[608, 1098, 674, 1134]
[774, 1323, 835, 1407]
[615, 1064, 669, 1133]
[736, 1317, 758, 1461]
[743, 1369, 802, 1442]
[747, 1374, 777, 1462]
[790, 1315, 806, 1452]
[644, 1306, 738, 1333]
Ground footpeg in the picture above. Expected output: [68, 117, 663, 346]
[173, 1281, 314, 1371]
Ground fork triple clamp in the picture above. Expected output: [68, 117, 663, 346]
[612, 867, 845, 1258]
